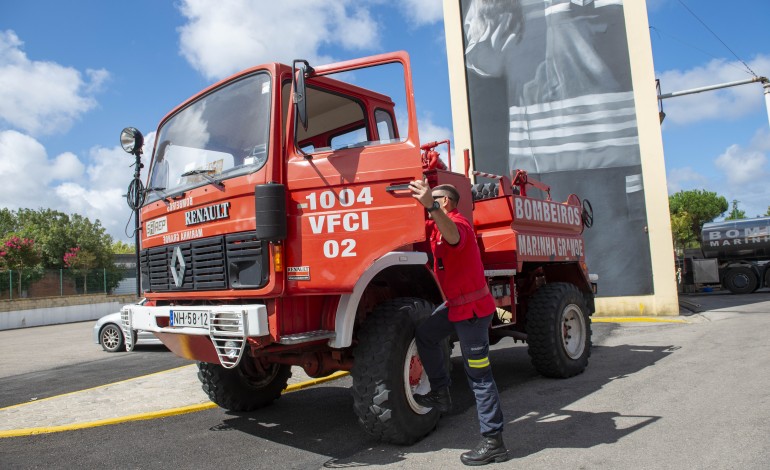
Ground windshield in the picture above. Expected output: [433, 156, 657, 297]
[147, 72, 272, 200]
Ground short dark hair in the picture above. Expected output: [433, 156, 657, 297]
[432, 184, 460, 203]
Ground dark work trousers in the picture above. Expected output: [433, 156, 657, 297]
[415, 303, 504, 436]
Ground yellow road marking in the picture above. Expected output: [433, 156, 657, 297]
[593, 317, 687, 324]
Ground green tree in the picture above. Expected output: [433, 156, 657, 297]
[765, 206, 770, 217]
[670, 211, 695, 254]
[64, 246, 98, 294]
[111, 240, 135, 254]
[13, 209, 75, 269]
[0, 208, 17, 235]
[668, 190, 729, 246]
[1, 209, 125, 293]
[11, 209, 114, 269]
[725, 200, 746, 220]
[0, 235, 43, 297]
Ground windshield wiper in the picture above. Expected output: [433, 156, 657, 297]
[146, 186, 169, 200]
[181, 169, 225, 191]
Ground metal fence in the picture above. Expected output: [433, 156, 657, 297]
[0, 267, 136, 300]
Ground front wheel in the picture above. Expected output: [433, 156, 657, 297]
[100, 324, 125, 353]
[198, 360, 292, 412]
[351, 298, 440, 445]
[526, 282, 592, 378]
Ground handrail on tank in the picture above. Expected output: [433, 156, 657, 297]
[470, 168, 551, 200]
[512, 170, 551, 200]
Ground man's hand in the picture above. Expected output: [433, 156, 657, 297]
[409, 178, 460, 245]
[409, 179, 434, 209]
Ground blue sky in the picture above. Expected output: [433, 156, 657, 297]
[0, 0, 768, 243]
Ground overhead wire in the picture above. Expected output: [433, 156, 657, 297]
[648, 26, 751, 76]
[675, 0, 758, 77]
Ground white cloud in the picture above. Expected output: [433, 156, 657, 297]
[177, 0, 380, 81]
[714, 143, 767, 186]
[657, 54, 770, 126]
[666, 129, 770, 219]
[0, 129, 148, 243]
[418, 115, 452, 146]
[666, 166, 708, 194]
[398, 0, 444, 27]
[51, 152, 85, 181]
[713, 128, 770, 218]
[750, 126, 770, 152]
[337, 8, 381, 50]
[0, 130, 84, 209]
[0, 30, 109, 136]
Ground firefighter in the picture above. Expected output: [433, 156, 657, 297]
[409, 179, 508, 466]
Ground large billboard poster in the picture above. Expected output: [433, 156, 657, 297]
[458, 0, 653, 297]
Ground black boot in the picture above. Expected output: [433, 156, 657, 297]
[413, 386, 452, 413]
[460, 432, 508, 466]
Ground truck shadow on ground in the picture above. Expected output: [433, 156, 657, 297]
[213, 335, 674, 466]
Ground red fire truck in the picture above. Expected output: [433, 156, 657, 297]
[118, 51, 596, 444]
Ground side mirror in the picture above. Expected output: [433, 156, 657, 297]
[120, 127, 144, 156]
[292, 60, 312, 131]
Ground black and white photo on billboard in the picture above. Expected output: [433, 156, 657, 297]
[461, 0, 653, 296]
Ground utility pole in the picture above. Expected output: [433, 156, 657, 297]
[658, 76, 770, 128]
[764, 80, 770, 129]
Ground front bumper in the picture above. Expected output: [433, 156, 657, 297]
[120, 304, 269, 368]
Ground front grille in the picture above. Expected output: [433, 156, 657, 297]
[141, 231, 264, 292]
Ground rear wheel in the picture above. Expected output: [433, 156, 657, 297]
[198, 360, 292, 412]
[723, 267, 758, 294]
[526, 283, 591, 378]
[351, 298, 440, 445]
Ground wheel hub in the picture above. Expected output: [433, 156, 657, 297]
[409, 356, 424, 387]
[561, 304, 586, 360]
[240, 360, 281, 389]
[103, 328, 120, 349]
[404, 338, 431, 414]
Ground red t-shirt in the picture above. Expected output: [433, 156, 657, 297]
[427, 209, 496, 322]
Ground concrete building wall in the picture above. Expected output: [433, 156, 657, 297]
[0, 294, 138, 330]
[442, 0, 678, 315]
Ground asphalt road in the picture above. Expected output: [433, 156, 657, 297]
[0, 321, 190, 408]
[1, 292, 769, 469]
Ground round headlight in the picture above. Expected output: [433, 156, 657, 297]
[120, 127, 144, 155]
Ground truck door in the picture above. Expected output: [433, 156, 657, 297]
[285, 52, 426, 292]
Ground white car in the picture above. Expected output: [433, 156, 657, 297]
[93, 311, 163, 352]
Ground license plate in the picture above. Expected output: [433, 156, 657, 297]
[170, 310, 210, 328]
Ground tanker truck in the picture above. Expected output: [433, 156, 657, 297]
[683, 216, 770, 294]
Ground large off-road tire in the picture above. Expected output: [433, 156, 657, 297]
[351, 298, 440, 445]
[197, 360, 292, 412]
[526, 282, 591, 378]
[723, 267, 758, 294]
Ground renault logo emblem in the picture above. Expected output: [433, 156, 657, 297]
[170, 246, 186, 288]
